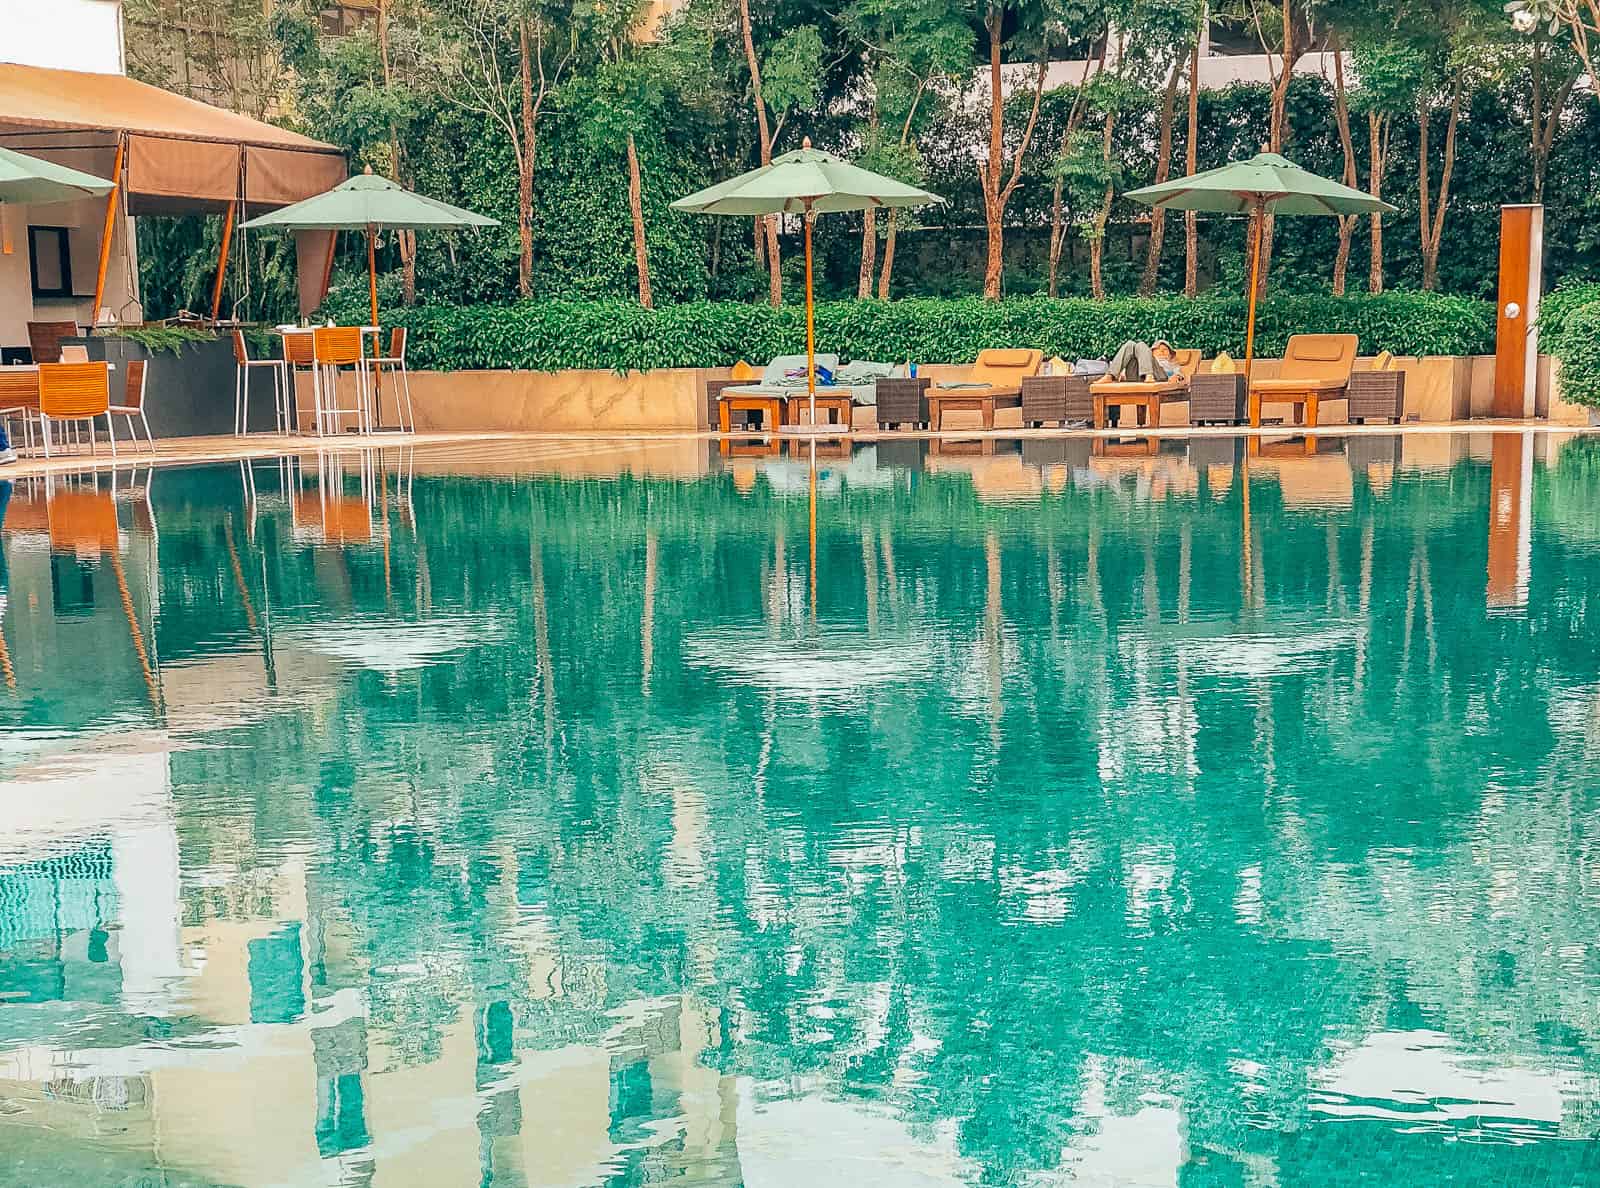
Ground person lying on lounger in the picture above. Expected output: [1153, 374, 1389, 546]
[1106, 339, 1181, 384]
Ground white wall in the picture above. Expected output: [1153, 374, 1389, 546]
[0, 0, 125, 75]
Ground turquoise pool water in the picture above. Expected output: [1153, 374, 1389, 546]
[2, 433, 1599, 1186]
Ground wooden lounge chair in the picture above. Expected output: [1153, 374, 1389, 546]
[1249, 333, 1358, 428]
[1089, 348, 1202, 429]
[928, 348, 1042, 430]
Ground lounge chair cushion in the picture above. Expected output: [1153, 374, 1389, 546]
[963, 347, 1043, 388]
[1277, 333, 1358, 384]
[1091, 376, 1187, 397]
[1251, 375, 1351, 395]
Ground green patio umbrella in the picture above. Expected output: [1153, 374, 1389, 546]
[0, 145, 114, 206]
[1125, 151, 1395, 411]
[673, 138, 942, 429]
[241, 166, 496, 329]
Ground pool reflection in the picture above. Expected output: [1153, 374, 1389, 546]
[2, 432, 1600, 1186]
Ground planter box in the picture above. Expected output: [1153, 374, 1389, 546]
[68, 334, 280, 439]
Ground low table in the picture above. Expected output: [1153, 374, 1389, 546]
[718, 393, 786, 433]
[927, 386, 1021, 431]
[785, 393, 853, 429]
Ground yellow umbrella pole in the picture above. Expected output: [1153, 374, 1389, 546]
[1244, 196, 1265, 427]
[804, 203, 817, 427]
[367, 224, 380, 329]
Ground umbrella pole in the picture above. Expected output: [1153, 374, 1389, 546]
[367, 225, 380, 330]
[367, 224, 383, 418]
[804, 206, 817, 427]
[1244, 197, 1264, 427]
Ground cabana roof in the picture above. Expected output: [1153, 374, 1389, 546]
[0, 62, 345, 214]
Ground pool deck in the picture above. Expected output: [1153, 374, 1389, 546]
[0, 419, 1594, 479]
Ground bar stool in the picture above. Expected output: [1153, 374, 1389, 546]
[363, 327, 414, 431]
[38, 361, 115, 458]
[108, 358, 156, 452]
[281, 330, 318, 433]
[313, 327, 369, 435]
[233, 330, 288, 435]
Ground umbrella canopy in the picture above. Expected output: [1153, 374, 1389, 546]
[0, 145, 114, 205]
[672, 142, 942, 217]
[674, 140, 942, 428]
[1126, 152, 1397, 417]
[240, 169, 496, 232]
[241, 167, 496, 334]
[1125, 151, 1394, 216]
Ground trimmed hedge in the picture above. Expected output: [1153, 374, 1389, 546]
[1539, 281, 1600, 409]
[324, 292, 1497, 374]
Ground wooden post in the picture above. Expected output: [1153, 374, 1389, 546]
[210, 199, 237, 323]
[804, 206, 816, 426]
[367, 225, 380, 329]
[1492, 204, 1543, 419]
[91, 135, 126, 326]
[1244, 197, 1265, 427]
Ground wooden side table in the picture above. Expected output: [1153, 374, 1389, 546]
[927, 387, 1021, 431]
[786, 393, 853, 429]
[718, 393, 786, 433]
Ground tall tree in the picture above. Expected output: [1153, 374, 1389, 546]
[976, 1, 1053, 299]
[1184, 21, 1201, 296]
[845, 0, 967, 298]
[1139, 2, 1204, 295]
[579, 55, 664, 308]
[435, 0, 580, 298]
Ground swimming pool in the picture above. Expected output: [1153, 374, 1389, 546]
[2, 432, 1598, 1186]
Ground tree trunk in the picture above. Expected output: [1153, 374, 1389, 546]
[858, 207, 876, 299]
[1048, 49, 1098, 299]
[1256, 0, 1307, 294]
[1140, 61, 1182, 296]
[517, 18, 536, 298]
[1331, 40, 1357, 297]
[1090, 109, 1115, 301]
[981, 14, 1006, 300]
[378, 0, 415, 305]
[1368, 111, 1386, 293]
[1184, 34, 1199, 297]
[878, 210, 897, 299]
[977, 20, 1046, 299]
[1532, 40, 1545, 203]
[627, 133, 652, 308]
[1417, 72, 1462, 292]
[1048, 171, 1067, 298]
[737, 0, 781, 306]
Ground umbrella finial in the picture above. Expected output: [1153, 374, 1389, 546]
[802, 136, 812, 150]
[364, 163, 374, 175]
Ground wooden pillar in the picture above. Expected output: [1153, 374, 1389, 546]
[1492, 204, 1543, 419]
[91, 135, 126, 326]
[210, 199, 237, 323]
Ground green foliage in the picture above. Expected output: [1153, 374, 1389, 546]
[1540, 282, 1600, 407]
[324, 292, 1495, 373]
[94, 325, 219, 355]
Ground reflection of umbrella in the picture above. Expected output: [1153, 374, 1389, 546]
[1125, 152, 1394, 385]
[673, 140, 941, 428]
[241, 167, 496, 330]
[0, 145, 113, 205]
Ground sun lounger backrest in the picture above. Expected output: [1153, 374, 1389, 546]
[1173, 348, 1202, 378]
[969, 348, 1042, 386]
[1278, 334, 1358, 384]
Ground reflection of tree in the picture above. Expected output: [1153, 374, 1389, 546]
[70, 442, 1600, 1181]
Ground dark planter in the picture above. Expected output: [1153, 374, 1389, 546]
[67, 334, 281, 439]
